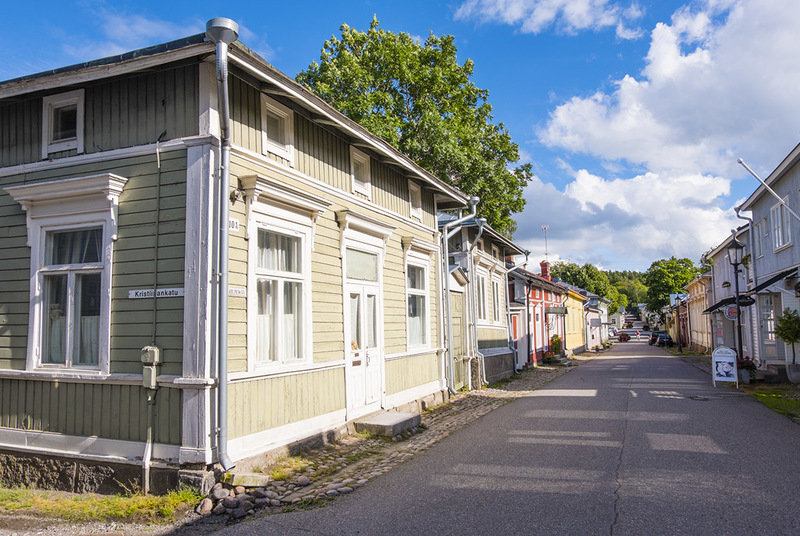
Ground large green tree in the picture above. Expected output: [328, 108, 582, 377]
[551, 261, 625, 312]
[297, 18, 531, 235]
[643, 257, 698, 320]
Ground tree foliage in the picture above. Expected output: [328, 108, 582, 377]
[775, 308, 800, 365]
[297, 18, 531, 235]
[551, 261, 626, 312]
[643, 257, 698, 320]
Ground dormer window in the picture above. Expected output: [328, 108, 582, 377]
[409, 182, 422, 221]
[42, 89, 84, 158]
[261, 95, 294, 165]
[350, 147, 371, 198]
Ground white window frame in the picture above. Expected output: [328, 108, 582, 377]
[350, 147, 372, 198]
[771, 198, 792, 251]
[406, 250, 431, 349]
[491, 277, 501, 322]
[5, 173, 127, 376]
[42, 89, 85, 159]
[492, 245, 500, 261]
[242, 175, 329, 373]
[476, 271, 488, 321]
[252, 222, 309, 367]
[261, 94, 294, 166]
[755, 218, 765, 258]
[409, 181, 422, 221]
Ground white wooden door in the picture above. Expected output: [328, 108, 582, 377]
[346, 284, 382, 417]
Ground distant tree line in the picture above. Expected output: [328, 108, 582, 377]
[552, 257, 704, 320]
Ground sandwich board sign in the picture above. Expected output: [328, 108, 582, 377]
[712, 346, 738, 387]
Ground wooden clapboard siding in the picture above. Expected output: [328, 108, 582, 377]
[225, 74, 440, 228]
[0, 151, 188, 376]
[0, 63, 198, 168]
[230, 75, 262, 155]
[383, 236, 407, 354]
[0, 378, 181, 444]
[385, 353, 439, 396]
[111, 150, 187, 377]
[227, 366, 344, 440]
[0, 176, 32, 369]
[294, 114, 350, 191]
[0, 96, 40, 166]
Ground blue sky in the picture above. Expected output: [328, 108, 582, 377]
[5, 0, 800, 272]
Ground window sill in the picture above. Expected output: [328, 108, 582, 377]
[774, 243, 793, 254]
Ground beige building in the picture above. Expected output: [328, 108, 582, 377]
[685, 274, 712, 353]
[563, 287, 587, 355]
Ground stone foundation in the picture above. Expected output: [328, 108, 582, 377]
[0, 449, 182, 494]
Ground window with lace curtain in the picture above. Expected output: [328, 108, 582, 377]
[406, 255, 429, 347]
[42, 228, 102, 366]
[5, 173, 125, 375]
[255, 229, 304, 364]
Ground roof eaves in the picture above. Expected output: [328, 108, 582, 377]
[227, 43, 469, 207]
[739, 140, 800, 211]
[0, 34, 209, 98]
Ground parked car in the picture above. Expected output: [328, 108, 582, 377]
[657, 333, 674, 347]
[618, 333, 631, 342]
[649, 331, 664, 345]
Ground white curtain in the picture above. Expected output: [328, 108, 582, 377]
[78, 316, 99, 365]
[48, 317, 66, 363]
[408, 295, 426, 346]
[256, 313, 271, 362]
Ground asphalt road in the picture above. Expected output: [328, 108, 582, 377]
[213, 341, 800, 535]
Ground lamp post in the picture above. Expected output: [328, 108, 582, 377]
[727, 236, 745, 359]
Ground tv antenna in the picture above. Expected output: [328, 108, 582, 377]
[541, 225, 550, 262]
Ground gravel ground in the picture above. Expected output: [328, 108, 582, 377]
[0, 357, 592, 536]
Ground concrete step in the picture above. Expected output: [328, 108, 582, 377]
[765, 364, 788, 383]
[352, 411, 421, 437]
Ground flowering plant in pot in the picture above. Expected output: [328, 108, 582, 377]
[737, 356, 757, 383]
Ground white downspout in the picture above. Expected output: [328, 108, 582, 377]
[502, 252, 530, 373]
[734, 209, 759, 364]
[468, 219, 486, 386]
[442, 197, 479, 394]
[206, 17, 238, 472]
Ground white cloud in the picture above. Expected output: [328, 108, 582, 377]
[455, 0, 644, 38]
[541, 0, 800, 177]
[515, 0, 800, 270]
[62, 9, 203, 61]
[515, 169, 736, 270]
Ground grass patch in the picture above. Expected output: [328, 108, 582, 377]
[344, 448, 382, 465]
[265, 455, 312, 481]
[740, 384, 800, 421]
[0, 486, 202, 524]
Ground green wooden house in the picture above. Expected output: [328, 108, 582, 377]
[0, 18, 467, 492]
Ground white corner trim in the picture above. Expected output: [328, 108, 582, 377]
[228, 409, 347, 462]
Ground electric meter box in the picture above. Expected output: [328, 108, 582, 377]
[142, 366, 158, 390]
[141, 345, 162, 365]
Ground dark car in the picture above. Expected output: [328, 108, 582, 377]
[649, 331, 663, 345]
[618, 333, 631, 342]
[657, 333, 674, 347]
